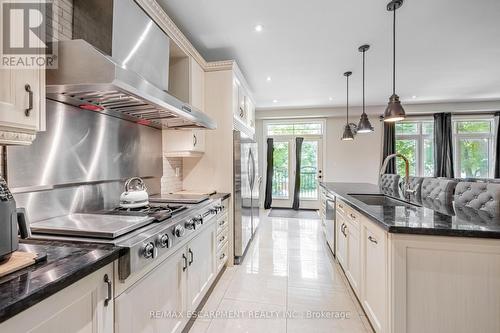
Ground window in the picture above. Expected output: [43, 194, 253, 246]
[267, 122, 323, 136]
[453, 119, 495, 178]
[395, 121, 434, 177]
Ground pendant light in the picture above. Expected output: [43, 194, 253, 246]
[341, 71, 355, 141]
[383, 0, 406, 122]
[357, 44, 374, 133]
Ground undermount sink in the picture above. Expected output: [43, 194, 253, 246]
[348, 194, 414, 207]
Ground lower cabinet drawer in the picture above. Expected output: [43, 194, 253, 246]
[217, 242, 228, 272]
[217, 213, 228, 235]
[216, 227, 228, 252]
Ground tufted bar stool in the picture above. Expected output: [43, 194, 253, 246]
[401, 176, 424, 203]
[454, 182, 500, 220]
[420, 178, 458, 214]
[379, 174, 400, 198]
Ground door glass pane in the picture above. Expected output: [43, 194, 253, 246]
[458, 139, 489, 178]
[272, 142, 289, 199]
[300, 141, 318, 200]
[395, 122, 419, 135]
[423, 139, 434, 176]
[396, 139, 417, 176]
[456, 121, 491, 134]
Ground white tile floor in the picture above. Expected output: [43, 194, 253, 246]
[189, 211, 374, 333]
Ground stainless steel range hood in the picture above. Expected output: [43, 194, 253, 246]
[46, 0, 216, 130]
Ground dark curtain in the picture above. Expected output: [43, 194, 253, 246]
[382, 122, 396, 174]
[495, 112, 500, 178]
[434, 113, 454, 178]
[292, 137, 304, 210]
[264, 138, 274, 209]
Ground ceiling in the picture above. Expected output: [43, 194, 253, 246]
[157, 0, 500, 110]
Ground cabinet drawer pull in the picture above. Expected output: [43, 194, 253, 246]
[349, 213, 356, 219]
[193, 134, 197, 147]
[188, 248, 194, 266]
[219, 220, 225, 226]
[368, 236, 378, 244]
[220, 253, 226, 260]
[182, 253, 188, 271]
[103, 274, 112, 307]
[219, 235, 226, 243]
[25, 84, 33, 116]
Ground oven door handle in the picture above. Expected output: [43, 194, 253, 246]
[188, 248, 194, 266]
[182, 253, 188, 271]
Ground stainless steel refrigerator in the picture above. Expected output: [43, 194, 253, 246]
[233, 130, 260, 264]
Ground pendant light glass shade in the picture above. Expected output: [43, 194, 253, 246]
[357, 44, 374, 133]
[341, 71, 354, 141]
[384, 0, 406, 122]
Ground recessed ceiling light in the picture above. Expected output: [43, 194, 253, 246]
[412, 95, 417, 99]
[273, 99, 278, 103]
[255, 24, 263, 32]
[266, 76, 272, 82]
[329, 97, 333, 101]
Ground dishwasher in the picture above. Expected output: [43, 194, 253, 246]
[325, 193, 336, 255]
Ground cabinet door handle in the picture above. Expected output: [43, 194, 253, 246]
[350, 213, 356, 220]
[182, 253, 188, 271]
[220, 253, 226, 260]
[25, 84, 33, 116]
[103, 274, 112, 307]
[368, 236, 378, 244]
[193, 134, 197, 147]
[188, 248, 194, 266]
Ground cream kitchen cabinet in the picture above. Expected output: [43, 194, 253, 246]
[345, 217, 361, 295]
[0, 61, 46, 145]
[189, 58, 205, 112]
[232, 73, 255, 136]
[186, 221, 216, 311]
[163, 129, 205, 157]
[361, 217, 388, 333]
[336, 202, 361, 295]
[336, 210, 348, 269]
[0, 264, 113, 333]
[115, 247, 187, 333]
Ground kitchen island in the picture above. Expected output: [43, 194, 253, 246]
[320, 182, 500, 333]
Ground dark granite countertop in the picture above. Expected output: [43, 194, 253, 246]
[320, 182, 500, 239]
[0, 239, 124, 323]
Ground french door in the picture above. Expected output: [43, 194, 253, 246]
[271, 137, 323, 209]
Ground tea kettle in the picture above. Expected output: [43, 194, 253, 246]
[120, 177, 149, 209]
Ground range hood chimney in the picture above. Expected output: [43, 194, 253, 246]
[46, 0, 216, 130]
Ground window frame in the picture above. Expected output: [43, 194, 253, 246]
[395, 119, 434, 177]
[452, 116, 496, 179]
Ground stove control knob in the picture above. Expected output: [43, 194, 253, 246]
[185, 219, 196, 230]
[174, 224, 185, 238]
[193, 215, 203, 225]
[215, 205, 223, 213]
[143, 242, 156, 259]
[158, 234, 170, 248]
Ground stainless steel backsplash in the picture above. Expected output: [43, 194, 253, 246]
[7, 100, 162, 222]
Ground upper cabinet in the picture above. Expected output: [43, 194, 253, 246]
[168, 43, 205, 112]
[164, 43, 206, 158]
[232, 71, 255, 136]
[0, 59, 46, 146]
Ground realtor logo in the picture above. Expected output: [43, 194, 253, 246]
[1, 0, 57, 68]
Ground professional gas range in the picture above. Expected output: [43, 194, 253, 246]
[30, 198, 224, 280]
